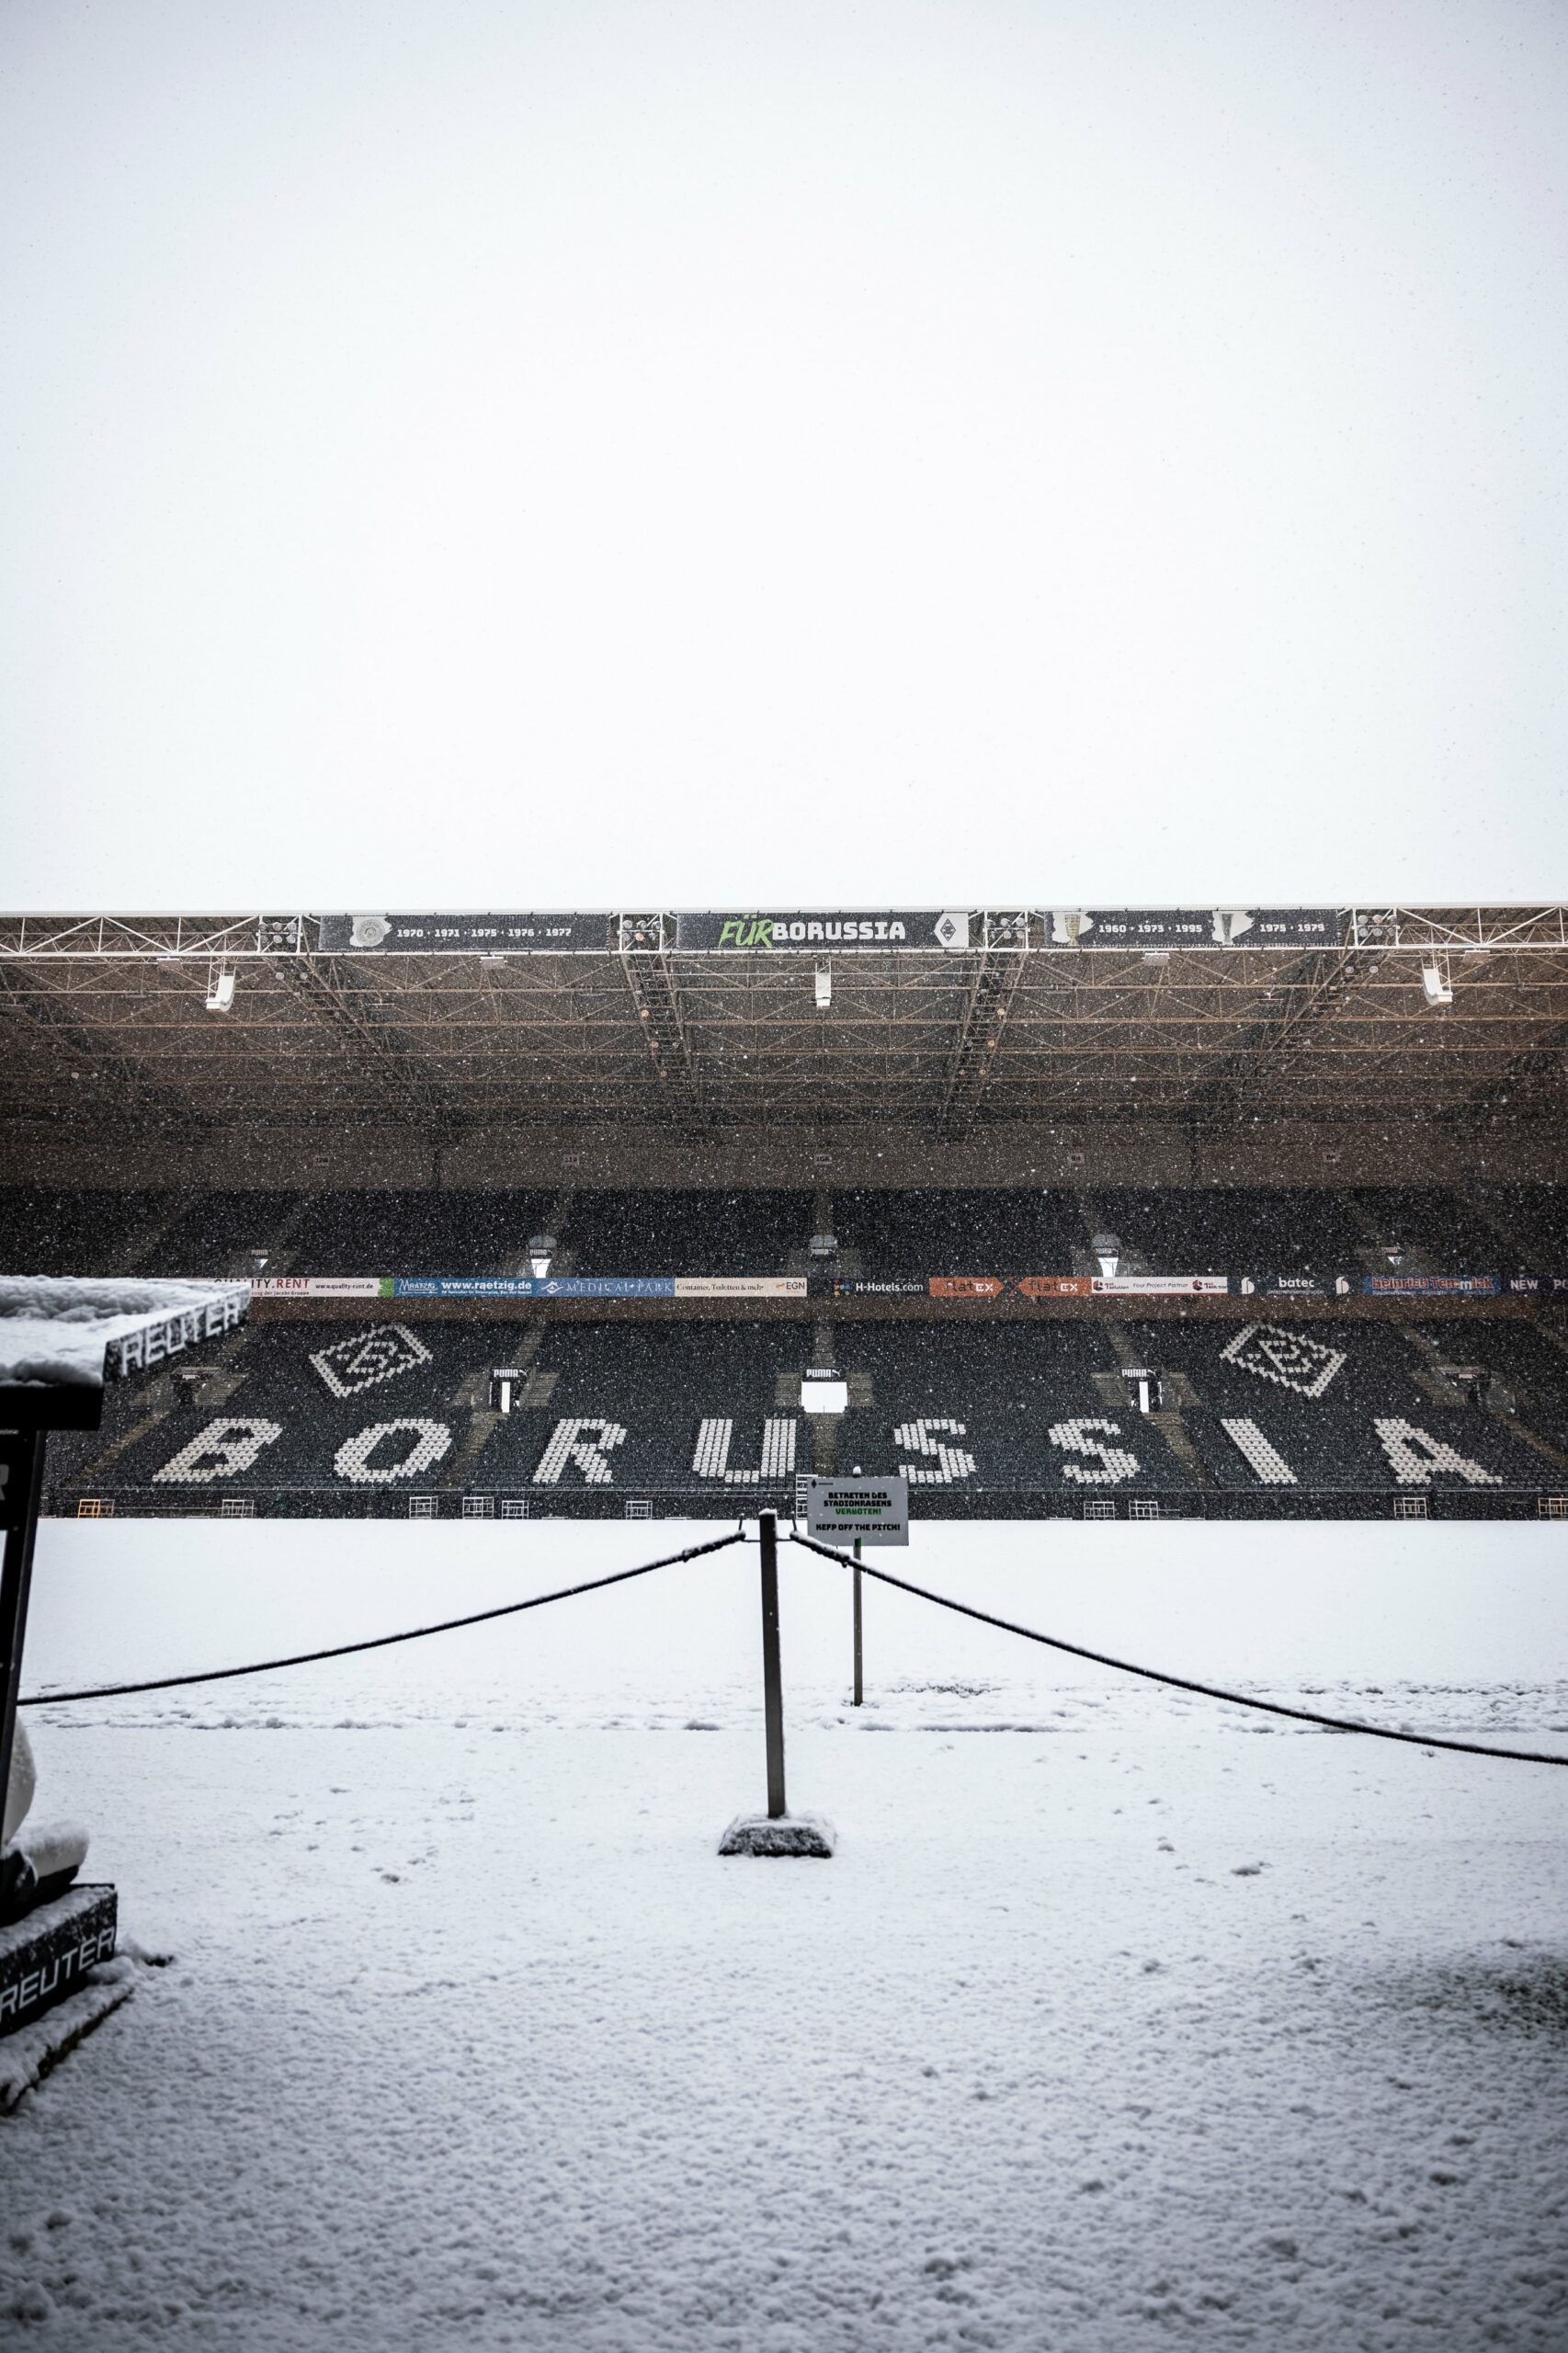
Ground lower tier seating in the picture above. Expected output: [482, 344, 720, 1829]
[45, 1313, 1567, 1511]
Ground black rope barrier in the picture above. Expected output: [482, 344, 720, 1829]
[19, 1529, 747, 1707]
[789, 1529, 1568, 1768]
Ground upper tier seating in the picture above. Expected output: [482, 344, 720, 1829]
[1088, 1188, 1365, 1273]
[133, 1190, 304, 1276]
[1342, 1188, 1506, 1272]
[832, 1189, 1089, 1273]
[278, 1191, 558, 1275]
[563, 1191, 814, 1274]
[5, 1185, 1555, 1281]
[0, 1188, 170, 1276]
[1485, 1187, 1568, 1264]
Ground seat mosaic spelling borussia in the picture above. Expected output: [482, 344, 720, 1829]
[48, 1302, 1562, 1518]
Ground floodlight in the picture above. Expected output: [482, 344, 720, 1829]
[1421, 959, 1453, 1007]
[801, 1369, 848, 1414]
[206, 968, 236, 1014]
[814, 964, 832, 1010]
[527, 1233, 556, 1279]
[1091, 1231, 1120, 1279]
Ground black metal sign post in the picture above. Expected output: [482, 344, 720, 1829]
[0, 1428, 45, 1836]
[759, 1510, 787, 1819]
[852, 1535, 863, 1708]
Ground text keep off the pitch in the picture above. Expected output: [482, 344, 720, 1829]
[804, 1476, 910, 1546]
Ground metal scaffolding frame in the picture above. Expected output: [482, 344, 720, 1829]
[1, 908, 1566, 1133]
[4, 906, 1567, 960]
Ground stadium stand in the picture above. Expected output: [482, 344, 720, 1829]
[828, 1320, 1171, 1493]
[1086, 1188, 1366, 1274]
[131, 1189, 305, 1276]
[1409, 1318, 1568, 1450]
[832, 1189, 1090, 1273]
[1, 1182, 1553, 1283]
[45, 1299, 1563, 1516]
[6, 908, 1564, 1526]
[278, 1190, 559, 1275]
[1484, 1187, 1568, 1263]
[563, 1190, 814, 1274]
[1341, 1188, 1509, 1272]
[1119, 1315, 1553, 1494]
[1119, 1313, 1426, 1411]
[51, 1313, 532, 1499]
[517, 1318, 804, 1490]
[0, 1188, 170, 1276]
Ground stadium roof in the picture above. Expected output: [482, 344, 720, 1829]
[2, 906, 1566, 1137]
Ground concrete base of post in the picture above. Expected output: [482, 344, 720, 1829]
[718, 1812, 836, 1859]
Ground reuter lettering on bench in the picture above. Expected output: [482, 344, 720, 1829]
[0, 1920, 118, 2022]
[108, 1291, 245, 1377]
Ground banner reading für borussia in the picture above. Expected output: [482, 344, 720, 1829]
[674, 911, 971, 951]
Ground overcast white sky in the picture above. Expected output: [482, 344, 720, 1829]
[3, 0, 1565, 914]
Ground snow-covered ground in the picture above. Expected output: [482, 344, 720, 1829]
[5, 1518, 1568, 2348]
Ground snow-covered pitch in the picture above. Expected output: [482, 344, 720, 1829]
[4, 1517, 1567, 2349]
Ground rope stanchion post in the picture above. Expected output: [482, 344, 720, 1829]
[851, 1535, 863, 1709]
[718, 1512, 835, 1857]
[760, 1509, 787, 1818]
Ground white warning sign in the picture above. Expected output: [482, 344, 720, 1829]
[803, 1474, 910, 1546]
